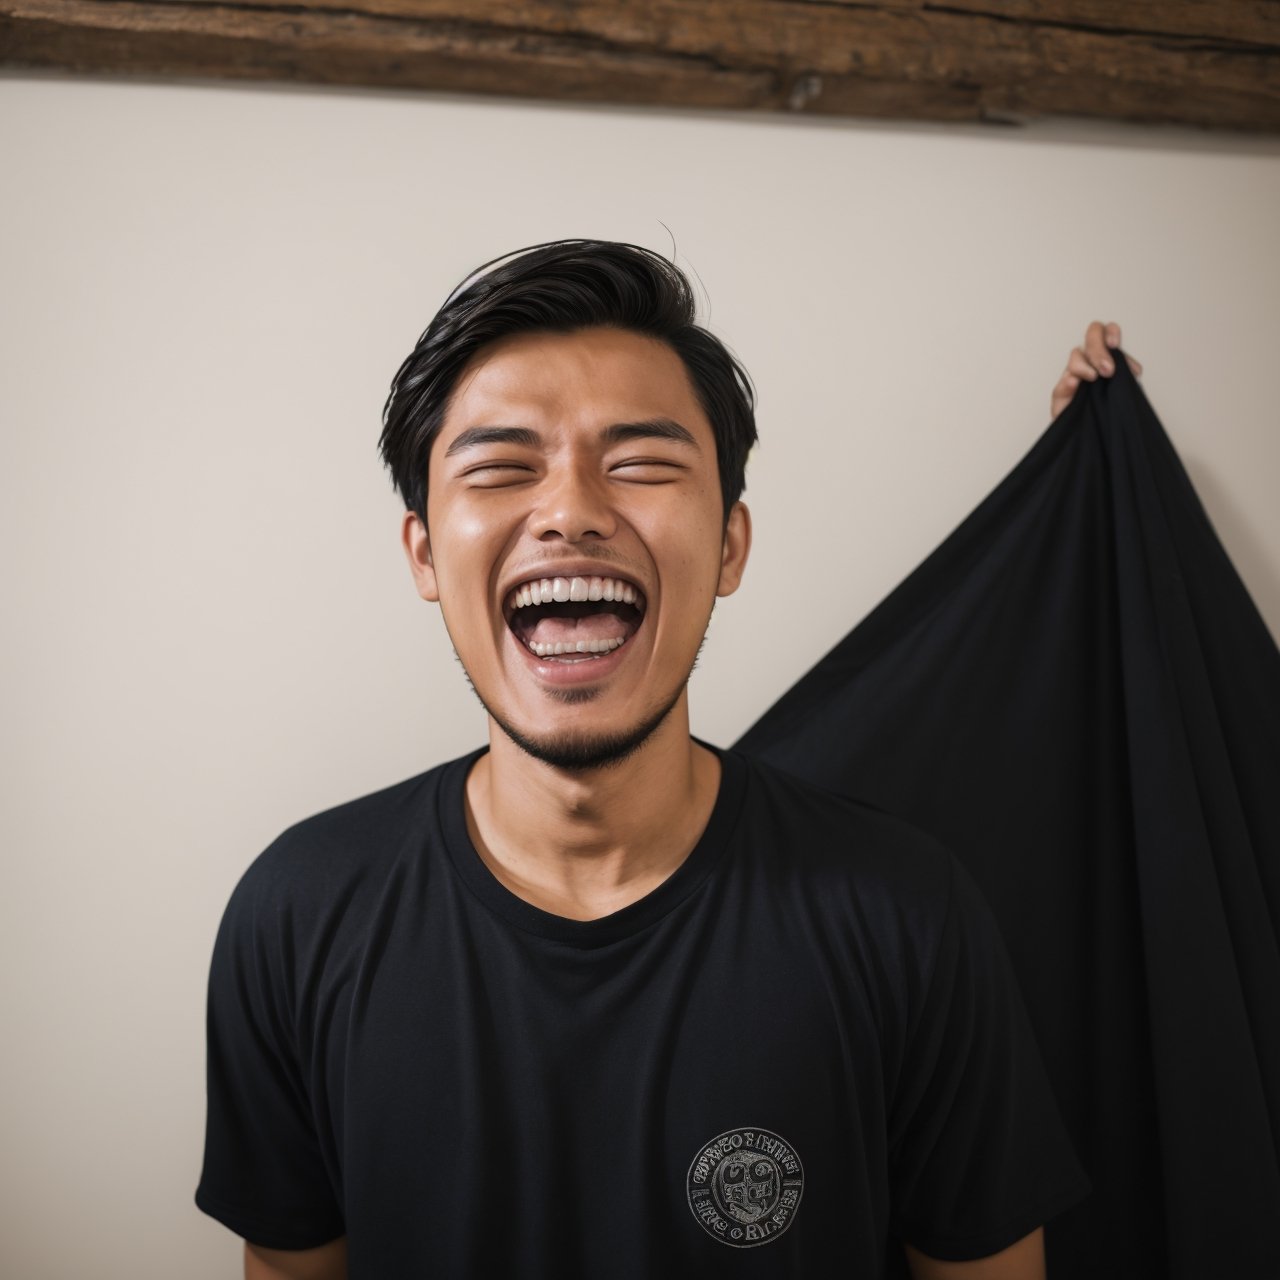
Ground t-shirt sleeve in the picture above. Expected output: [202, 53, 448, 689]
[195, 851, 346, 1249]
[886, 853, 1091, 1261]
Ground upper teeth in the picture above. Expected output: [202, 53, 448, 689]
[507, 576, 642, 611]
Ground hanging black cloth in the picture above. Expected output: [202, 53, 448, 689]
[734, 354, 1280, 1278]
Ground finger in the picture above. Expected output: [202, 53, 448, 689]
[1125, 354, 1144, 377]
[1104, 321, 1122, 350]
[1067, 347, 1099, 381]
[1051, 372, 1080, 417]
[1083, 322, 1115, 375]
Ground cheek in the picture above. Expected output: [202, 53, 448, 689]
[662, 539, 728, 622]
[430, 496, 503, 548]
[425, 563, 506, 651]
[427, 499, 511, 589]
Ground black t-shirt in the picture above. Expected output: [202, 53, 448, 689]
[196, 745, 1089, 1277]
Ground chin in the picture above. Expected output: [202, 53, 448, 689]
[486, 688, 685, 773]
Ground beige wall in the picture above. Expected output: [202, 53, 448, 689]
[2, 74, 1277, 1278]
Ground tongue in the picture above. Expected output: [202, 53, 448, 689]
[527, 613, 629, 646]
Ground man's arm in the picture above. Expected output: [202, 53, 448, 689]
[244, 1237, 348, 1280]
[905, 1226, 1045, 1280]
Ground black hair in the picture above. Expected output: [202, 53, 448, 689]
[378, 239, 757, 525]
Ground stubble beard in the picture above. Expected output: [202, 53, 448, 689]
[485, 684, 686, 772]
[456, 638, 706, 773]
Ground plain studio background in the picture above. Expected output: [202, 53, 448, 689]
[1, 74, 1277, 1279]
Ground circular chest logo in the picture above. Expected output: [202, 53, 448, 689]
[686, 1127, 804, 1248]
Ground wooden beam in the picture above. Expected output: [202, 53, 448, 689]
[2, 0, 1278, 132]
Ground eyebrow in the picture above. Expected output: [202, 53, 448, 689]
[444, 425, 541, 457]
[444, 417, 700, 457]
[602, 418, 699, 449]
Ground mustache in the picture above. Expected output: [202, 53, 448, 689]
[505, 547, 632, 576]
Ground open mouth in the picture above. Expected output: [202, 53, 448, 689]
[504, 574, 646, 661]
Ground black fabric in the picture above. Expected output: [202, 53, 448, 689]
[196, 745, 1088, 1277]
[735, 355, 1280, 1279]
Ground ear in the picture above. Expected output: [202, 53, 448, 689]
[716, 501, 752, 598]
[401, 510, 440, 603]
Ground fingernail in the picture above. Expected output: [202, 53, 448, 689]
[1102, 361, 1114, 375]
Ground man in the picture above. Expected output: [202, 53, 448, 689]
[196, 240, 1133, 1279]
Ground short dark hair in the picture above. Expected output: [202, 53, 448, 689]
[379, 239, 757, 525]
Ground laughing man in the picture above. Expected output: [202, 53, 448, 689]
[197, 240, 1131, 1279]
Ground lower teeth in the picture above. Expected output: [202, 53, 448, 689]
[528, 637, 625, 658]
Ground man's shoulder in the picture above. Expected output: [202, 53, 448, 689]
[731, 750, 958, 922]
[225, 749, 479, 919]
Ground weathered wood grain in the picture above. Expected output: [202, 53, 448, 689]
[2, 0, 1277, 131]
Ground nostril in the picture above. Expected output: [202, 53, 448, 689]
[538, 527, 607, 541]
[528, 492, 617, 544]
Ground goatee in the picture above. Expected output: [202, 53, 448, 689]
[482, 684, 685, 772]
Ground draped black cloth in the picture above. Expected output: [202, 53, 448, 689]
[735, 355, 1280, 1278]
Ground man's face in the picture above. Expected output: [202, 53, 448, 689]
[401, 326, 751, 769]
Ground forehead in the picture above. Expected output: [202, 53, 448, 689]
[437, 327, 711, 446]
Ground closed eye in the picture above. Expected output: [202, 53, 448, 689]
[610, 459, 686, 483]
[460, 462, 537, 487]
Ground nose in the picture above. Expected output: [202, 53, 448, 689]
[527, 462, 618, 543]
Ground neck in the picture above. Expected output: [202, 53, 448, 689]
[463, 695, 721, 921]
